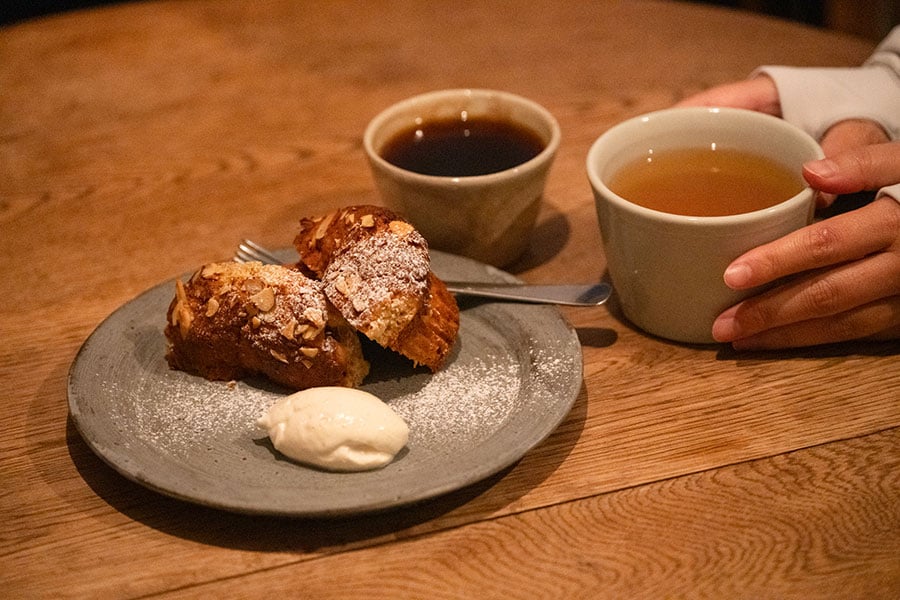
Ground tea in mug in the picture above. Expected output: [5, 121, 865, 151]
[380, 116, 545, 177]
[608, 146, 804, 217]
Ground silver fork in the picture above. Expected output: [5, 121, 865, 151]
[234, 239, 611, 307]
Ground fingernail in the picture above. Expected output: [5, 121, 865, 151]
[815, 191, 837, 209]
[723, 262, 752, 288]
[712, 314, 737, 342]
[804, 158, 838, 179]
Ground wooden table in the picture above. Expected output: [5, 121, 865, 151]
[3, 1, 898, 597]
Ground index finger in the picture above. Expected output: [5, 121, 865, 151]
[723, 195, 900, 289]
[675, 76, 782, 116]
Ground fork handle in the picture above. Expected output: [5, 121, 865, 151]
[442, 281, 612, 307]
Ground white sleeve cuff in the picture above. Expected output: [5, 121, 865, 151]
[754, 65, 900, 141]
[876, 183, 900, 204]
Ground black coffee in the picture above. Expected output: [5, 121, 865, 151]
[380, 116, 545, 177]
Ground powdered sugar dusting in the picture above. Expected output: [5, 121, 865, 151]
[114, 375, 273, 458]
[324, 230, 429, 324]
[116, 312, 523, 461]
[376, 352, 521, 449]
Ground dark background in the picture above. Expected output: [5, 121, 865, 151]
[2, 0, 120, 25]
[698, 0, 897, 40]
[1, 1, 896, 40]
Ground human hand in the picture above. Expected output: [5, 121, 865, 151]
[712, 141, 900, 350]
[808, 119, 891, 207]
[675, 75, 782, 116]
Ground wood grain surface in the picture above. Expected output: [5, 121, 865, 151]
[2, 1, 897, 598]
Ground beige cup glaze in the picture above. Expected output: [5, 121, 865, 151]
[364, 89, 560, 267]
[587, 107, 823, 344]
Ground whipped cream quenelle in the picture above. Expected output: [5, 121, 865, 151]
[257, 387, 409, 472]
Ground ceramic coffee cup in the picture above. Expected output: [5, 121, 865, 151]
[586, 107, 823, 344]
[363, 89, 560, 267]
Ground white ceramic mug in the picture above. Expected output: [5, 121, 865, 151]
[364, 89, 560, 267]
[586, 107, 823, 344]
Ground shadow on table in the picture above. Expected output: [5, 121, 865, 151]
[716, 340, 900, 362]
[596, 279, 898, 358]
[65, 381, 588, 553]
[503, 203, 571, 275]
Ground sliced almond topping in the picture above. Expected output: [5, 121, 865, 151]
[302, 307, 326, 329]
[295, 319, 323, 341]
[176, 306, 193, 338]
[250, 316, 262, 329]
[200, 263, 227, 279]
[205, 297, 220, 317]
[281, 318, 297, 340]
[360, 214, 375, 228]
[244, 277, 264, 295]
[388, 220, 414, 237]
[175, 279, 187, 303]
[249, 287, 275, 312]
[171, 280, 187, 326]
[300, 347, 319, 358]
[314, 212, 336, 240]
[172, 280, 194, 338]
[270, 349, 289, 364]
[333, 276, 350, 296]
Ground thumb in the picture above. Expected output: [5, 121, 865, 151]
[803, 142, 900, 195]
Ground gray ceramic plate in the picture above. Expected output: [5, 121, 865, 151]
[68, 250, 582, 517]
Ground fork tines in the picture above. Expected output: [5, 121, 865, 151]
[234, 239, 282, 265]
